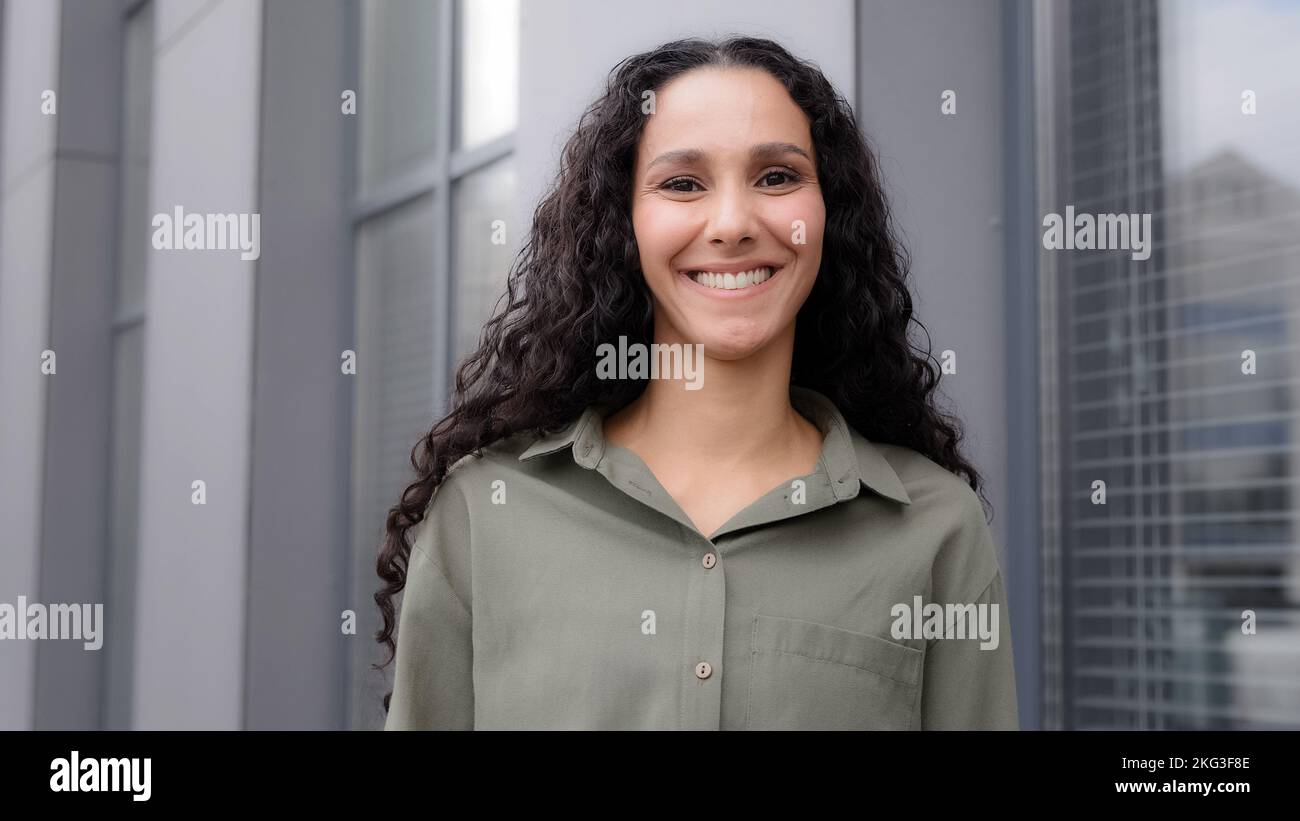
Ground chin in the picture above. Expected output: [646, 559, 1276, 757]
[690, 330, 777, 360]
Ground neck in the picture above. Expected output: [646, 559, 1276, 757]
[603, 323, 811, 469]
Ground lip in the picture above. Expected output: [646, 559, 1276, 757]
[678, 260, 783, 276]
[677, 261, 786, 297]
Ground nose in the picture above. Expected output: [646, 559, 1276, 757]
[706, 180, 758, 248]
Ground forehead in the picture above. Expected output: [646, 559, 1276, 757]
[635, 66, 812, 163]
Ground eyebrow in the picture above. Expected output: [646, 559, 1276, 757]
[645, 142, 812, 172]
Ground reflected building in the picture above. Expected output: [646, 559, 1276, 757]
[1167, 149, 1300, 727]
[1040, 0, 1300, 728]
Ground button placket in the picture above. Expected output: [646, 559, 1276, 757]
[679, 525, 726, 729]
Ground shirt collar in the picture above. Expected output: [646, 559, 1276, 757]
[518, 385, 912, 505]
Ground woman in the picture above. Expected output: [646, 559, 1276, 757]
[378, 35, 1018, 730]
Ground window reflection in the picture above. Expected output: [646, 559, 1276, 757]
[451, 157, 517, 371]
[1042, 0, 1300, 729]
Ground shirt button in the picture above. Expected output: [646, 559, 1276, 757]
[702, 552, 717, 569]
[694, 661, 712, 679]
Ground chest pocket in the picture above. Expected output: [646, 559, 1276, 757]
[745, 613, 923, 730]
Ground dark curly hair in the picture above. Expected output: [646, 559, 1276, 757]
[374, 35, 989, 710]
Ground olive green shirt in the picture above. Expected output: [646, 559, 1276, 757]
[384, 385, 1018, 730]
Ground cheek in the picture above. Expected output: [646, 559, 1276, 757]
[761, 191, 825, 253]
[633, 200, 698, 270]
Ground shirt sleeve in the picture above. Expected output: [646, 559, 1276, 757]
[384, 474, 474, 730]
[919, 490, 1020, 730]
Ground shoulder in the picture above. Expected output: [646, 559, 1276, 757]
[423, 428, 551, 513]
[410, 432, 537, 566]
[443, 430, 535, 478]
[867, 439, 985, 523]
[865, 439, 999, 598]
[863, 439, 993, 587]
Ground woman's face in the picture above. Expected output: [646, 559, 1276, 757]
[631, 66, 825, 360]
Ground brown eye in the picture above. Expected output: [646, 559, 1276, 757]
[662, 177, 701, 193]
[759, 169, 799, 187]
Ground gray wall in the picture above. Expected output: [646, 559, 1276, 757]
[856, 0, 1039, 727]
[0, 0, 61, 732]
[1, 0, 390, 731]
[245, 0, 353, 730]
[856, 0, 1008, 553]
[130, 0, 262, 729]
[34, 0, 123, 731]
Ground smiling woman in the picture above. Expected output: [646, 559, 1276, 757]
[377, 35, 1017, 730]
[633, 72, 825, 350]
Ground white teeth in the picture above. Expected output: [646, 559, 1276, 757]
[690, 266, 775, 290]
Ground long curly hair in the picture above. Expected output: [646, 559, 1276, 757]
[374, 35, 989, 710]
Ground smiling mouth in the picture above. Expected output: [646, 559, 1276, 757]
[680, 265, 781, 291]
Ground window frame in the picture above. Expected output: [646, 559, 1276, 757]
[101, 0, 155, 731]
[349, 0, 515, 420]
[346, 0, 517, 729]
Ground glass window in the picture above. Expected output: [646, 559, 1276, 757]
[455, 0, 518, 148]
[451, 156, 517, 370]
[359, 0, 440, 192]
[354, 194, 438, 540]
[1038, 0, 1300, 729]
[350, 194, 439, 728]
